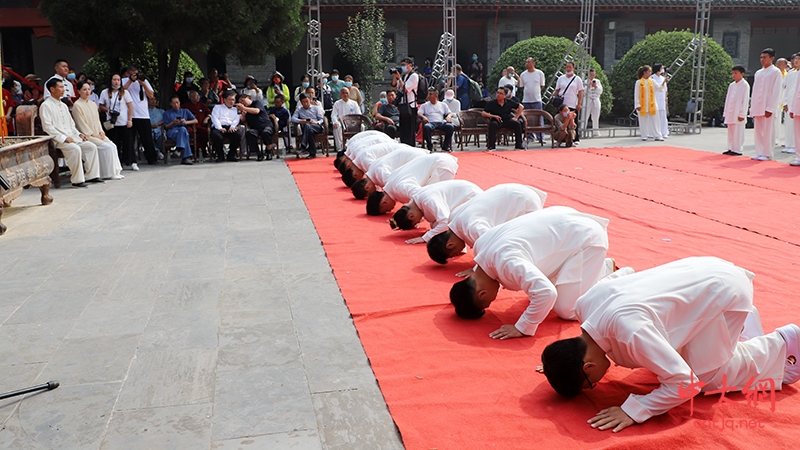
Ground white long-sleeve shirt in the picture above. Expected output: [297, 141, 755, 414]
[473, 206, 609, 336]
[410, 180, 484, 242]
[331, 99, 361, 125]
[382, 153, 458, 204]
[210, 104, 241, 131]
[750, 65, 782, 117]
[782, 70, 799, 109]
[351, 142, 409, 172]
[43, 74, 74, 99]
[366, 147, 428, 188]
[651, 74, 668, 110]
[585, 78, 603, 101]
[723, 79, 751, 125]
[344, 132, 393, 159]
[448, 183, 547, 248]
[39, 96, 81, 144]
[577, 257, 755, 424]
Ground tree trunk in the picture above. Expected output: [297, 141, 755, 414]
[157, 44, 170, 107]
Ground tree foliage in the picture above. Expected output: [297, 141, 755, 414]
[490, 36, 613, 117]
[609, 30, 734, 118]
[39, 0, 305, 105]
[335, 0, 391, 106]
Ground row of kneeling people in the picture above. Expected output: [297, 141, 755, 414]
[331, 130, 800, 432]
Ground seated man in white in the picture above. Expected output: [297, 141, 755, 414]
[541, 256, 798, 433]
[331, 86, 361, 151]
[390, 180, 483, 244]
[341, 141, 413, 187]
[366, 153, 458, 216]
[449, 206, 617, 340]
[350, 147, 428, 199]
[71, 80, 123, 180]
[426, 183, 547, 267]
[39, 78, 101, 188]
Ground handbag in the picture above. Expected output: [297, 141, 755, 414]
[551, 75, 576, 108]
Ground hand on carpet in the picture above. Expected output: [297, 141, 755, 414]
[455, 268, 475, 278]
[588, 407, 634, 433]
[489, 324, 524, 340]
[405, 237, 426, 244]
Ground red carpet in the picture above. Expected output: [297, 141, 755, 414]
[287, 146, 800, 450]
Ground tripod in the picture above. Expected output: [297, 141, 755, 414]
[0, 381, 59, 401]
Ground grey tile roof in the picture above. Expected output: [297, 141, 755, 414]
[321, 0, 799, 7]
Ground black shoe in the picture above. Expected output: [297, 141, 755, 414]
[257, 154, 264, 161]
[181, 158, 193, 165]
[305, 154, 316, 159]
[722, 150, 742, 156]
[72, 182, 88, 188]
[215, 157, 225, 163]
[86, 178, 105, 183]
[227, 156, 239, 162]
[265, 153, 273, 161]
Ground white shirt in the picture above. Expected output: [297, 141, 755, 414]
[750, 65, 782, 117]
[782, 70, 799, 109]
[351, 142, 408, 172]
[402, 72, 420, 107]
[210, 104, 241, 130]
[382, 153, 458, 204]
[577, 257, 755, 424]
[43, 74, 74, 99]
[121, 77, 154, 119]
[332, 99, 361, 125]
[555, 74, 583, 109]
[449, 183, 547, 248]
[418, 101, 451, 123]
[790, 75, 800, 116]
[723, 79, 751, 125]
[498, 75, 518, 96]
[519, 69, 546, 103]
[411, 180, 484, 242]
[473, 206, 609, 336]
[98, 89, 134, 126]
[344, 132, 393, 159]
[651, 74, 668, 110]
[366, 147, 428, 188]
[241, 87, 264, 103]
[39, 96, 81, 144]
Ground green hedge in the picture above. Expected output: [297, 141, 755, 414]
[609, 30, 733, 118]
[489, 36, 613, 117]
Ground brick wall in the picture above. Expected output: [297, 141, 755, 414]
[603, 19, 646, 71]
[712, 19, 751, 69]
[224, 56, 277, 89]
[485, 19, 532, 74]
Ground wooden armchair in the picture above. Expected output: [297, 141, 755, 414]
[456, 110, 486, 150]
[293, 116, 330, 157]
[161, 123, 197, 164]
[522, 109, 556, 148]
[339, 114, 373, 149]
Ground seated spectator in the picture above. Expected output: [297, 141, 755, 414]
[208, 68, 232, 97]
[344, 75, 363, 113]
[71, 80, 123, 180]
[39, 78, 101, 187]
[317, 72, 333, 112]
[99, 73, 136, 170]
[554, 104, 577, 147]
[327, 69, 346, 102]
[176, 71, 199, 104]
[482, 87, 524, 150]
[43, 59, 75, 105]
[210, 90, 243, 162]
[3, 67, 23, 102]
[198, 77, 219, 107]
[295, 75, 311, 104]
[268, 93, 291, 156]
[241, 76, 264, 103]
[22, 74, 43, 104]
[266, 71, 290, 108]
[85, 77, 100, 106]
[418, 87, 455, 152]
[183, 90, 211, 156]
[236, 93, 273, 161]
[443, 89, 461, 127]
[305, 86, 322, 108]
[148, 96, 165, 155]
[331, 86, 361, 151]
[163, 94, 198, 165]
[374, 91, 400, 139]
[291, 93, 324, 159]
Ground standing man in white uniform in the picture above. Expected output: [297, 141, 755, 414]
[541, 257, 799, 433]
[750, 48, 783, 161]
[651, 63, 670, 139]
[782, 54, 800, 154]
[351, 147, 429, 199]
[366, 153, 458, 216]
[722, 66, 751, 156]
[584, 69, 603, 137]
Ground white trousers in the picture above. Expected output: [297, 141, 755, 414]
[754, 115, 775, 158]
[586, 99, 601, 132]
[88, 137, 122, 179]
[727, 122, 745, 153]
[793, 116, 800, 152]
[786, 111, 795, 148]
[773, 110, 782, 145]
[638, 113, 662, 139]
[657, 109, 669, 137]
[56, 140, 100, 184]
[551, 246, 607, 321]
[333, 124, 343, 151]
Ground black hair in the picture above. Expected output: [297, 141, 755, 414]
[637, 65, 651, 79]
[45, 77, 62, 92]
[341, 168, 357, 188]
[169, 93, 181, 102]
[652, 63, 664, 74]
[334, 151, 345, 169]
[541, 337, 589, 397]
[184, 71, 193, 77]
[732, 65, 746, 74]
[449, 278, 484, 319]
[762, 48, 776, 58]
[54, 58, 68, 66]
[198, 77, 209, 84]
[298, 92, 308, 100]
[86, 76, 95, 83]
[235, 93, 249, 103]
[426, 231, 452, 264]
[337, 159, 350, 175]
[392, 206, 415, 230]
[366, 191, 386, 216]
[274, 93, 285, 101]
[75, 80, 89, 91]
[351, 179, 369, 200]
[127, 65, 138, 72]
[223, 90, 236, 100]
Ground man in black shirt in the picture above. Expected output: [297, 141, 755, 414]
[482, 87, 525, 150]
[236, 93, 274, 161]
[374, 90, 401, 138]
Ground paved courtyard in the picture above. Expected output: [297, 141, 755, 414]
[0, 125, 795, 449]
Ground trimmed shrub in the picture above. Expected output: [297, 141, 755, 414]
[488, 36, 613, 117]
[609, 30, 733, 118]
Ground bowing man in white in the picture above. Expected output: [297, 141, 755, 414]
[389, 180, 483, 244]
[781, 54, 800, 154]
[341, 141, 411, 187]
[351, 147, 428, 199]
[366, 153, 458, 216]
[449, 206, 615, 340]
[634, 65, 662, 141]
[426, 183, 547, 267]
[750, 48, 783, 161]
[541, 257, 799, 433]
[651, 63, 670, 139]
[336, 131, 393, 172]
[39, 78, 101, 188]
[331, 87, 361, 151]
[722, 66, 751, 156]
[787, 61, 800, 166]
[71, 80, 124, 180]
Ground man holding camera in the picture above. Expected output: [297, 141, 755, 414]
[210, 90, 243, 162]
[396, 57, 420, 147]
[584, 69, 603, 138]
[122, 65, 158, 164]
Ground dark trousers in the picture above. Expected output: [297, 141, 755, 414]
[399, 107, 417, 146]
[488, 118, 524, 149]
[298, 122, 324, 156]
[423, 122, 455, 151]
[375, 121, 397, 139]
[108, 125, 134, 166]
[569, 107, 580, 142]
[211, 127, 243, 161]
[131, 118, 157, 164]
[246, 123, 275, 159]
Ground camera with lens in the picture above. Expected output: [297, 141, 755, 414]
[389, 67, 402, 75]
[109, 110, 121, 122]
[136, 73, 146, 82]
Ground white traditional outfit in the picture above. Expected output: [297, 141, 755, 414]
[351, 142, 409, 172]
[39, 96, 100, 184]
[782, 69, 799, 153]
[344, 131, 393, 159]
[331, 98, 361, 151]
[577, 256, 788, 424]
[723, 78, 751, 154]
[448, 183, 547, 248]
[652, 73, 669, 138]
[365, 147, 428, 188]
[71, 97, 123, 179]
[634, 76, 662, 140]
[787, 74, 800, 165]
[750, 64, 782, 159]
[584, 78, 603, 137]
[382, 153, 458, 205]
[472, 206, 610, 336]
[775, 70, 787, 147]
[408, 180, 484, 242]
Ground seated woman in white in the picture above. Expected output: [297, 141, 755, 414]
[71, 80, 123, 180]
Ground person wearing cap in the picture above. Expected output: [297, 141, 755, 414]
[176, 71, 199, 105]
[266, 72, 290, 108]
[418, 87, 454, 152]
[373, 91, 401, 138]
[443, 90, 461, 127]
[327, 69, 347, 102]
